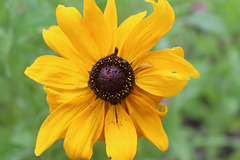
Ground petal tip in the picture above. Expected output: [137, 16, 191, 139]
[34, 148, 42, 157]
[42, 29, 48, 36]
[158, 137, 169, 152]
[42, 28, 47, 32]
[192, 73, 200, 79]
[57, 4, 65, 9]
[24, 67, 30, 76]
[190, 69, 200, 79]
[64, 143, 92, 160]
[56, 4, 67, 16]
[143, 10, 147, 15]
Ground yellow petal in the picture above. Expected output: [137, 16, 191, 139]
[105, 105, 137, 160]
[44, 86, 92, 112]
[128, 89, 167, 118]
[98, 102, 111, 141]
[157, 104, 168, 118]
[104, 0, 117, 30]
[34, 93, 95, 156]
[134, 85, 163, 107]
[104, 0, 117, 53]
[84, 0, 112, 57]
[134, 50, 200, 79]
[163, 47, 184, 57]
[135, 67, 189, 97]
[64, 99, 105, 160]
[117, 11, 147, 54]
[126, 93, 169, 152]
[24, 55, 88, 89]
[56, 5, 100, 65]
[42, 26, 91, 69]
[121, 99, 145, 140]
[145, 0, 158, 9]
[132, 87, 167, 118]
[121, 0, 175, 62]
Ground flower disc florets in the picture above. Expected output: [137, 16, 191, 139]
[88, 50, 135, 105]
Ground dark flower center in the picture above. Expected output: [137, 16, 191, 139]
[88, 48, 135, 105]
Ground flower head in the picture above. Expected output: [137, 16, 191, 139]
[25, 0, 199, 159]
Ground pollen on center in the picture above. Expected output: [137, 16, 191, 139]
[88, 48, 135, 105]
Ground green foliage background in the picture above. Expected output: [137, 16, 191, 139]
[0, 0, 240, 159]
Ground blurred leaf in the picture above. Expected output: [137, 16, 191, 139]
[185, 12, 227, 35]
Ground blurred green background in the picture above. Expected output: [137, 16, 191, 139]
[0, 0, 240, 159]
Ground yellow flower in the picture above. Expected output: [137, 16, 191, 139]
[25, 0, 199, 159]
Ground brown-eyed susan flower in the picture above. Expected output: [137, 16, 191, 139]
[25, 0, 200, 159]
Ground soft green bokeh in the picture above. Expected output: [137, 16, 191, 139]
[0, 0, 239, 159]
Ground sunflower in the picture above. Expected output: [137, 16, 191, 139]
[25, 0, 199, 159]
